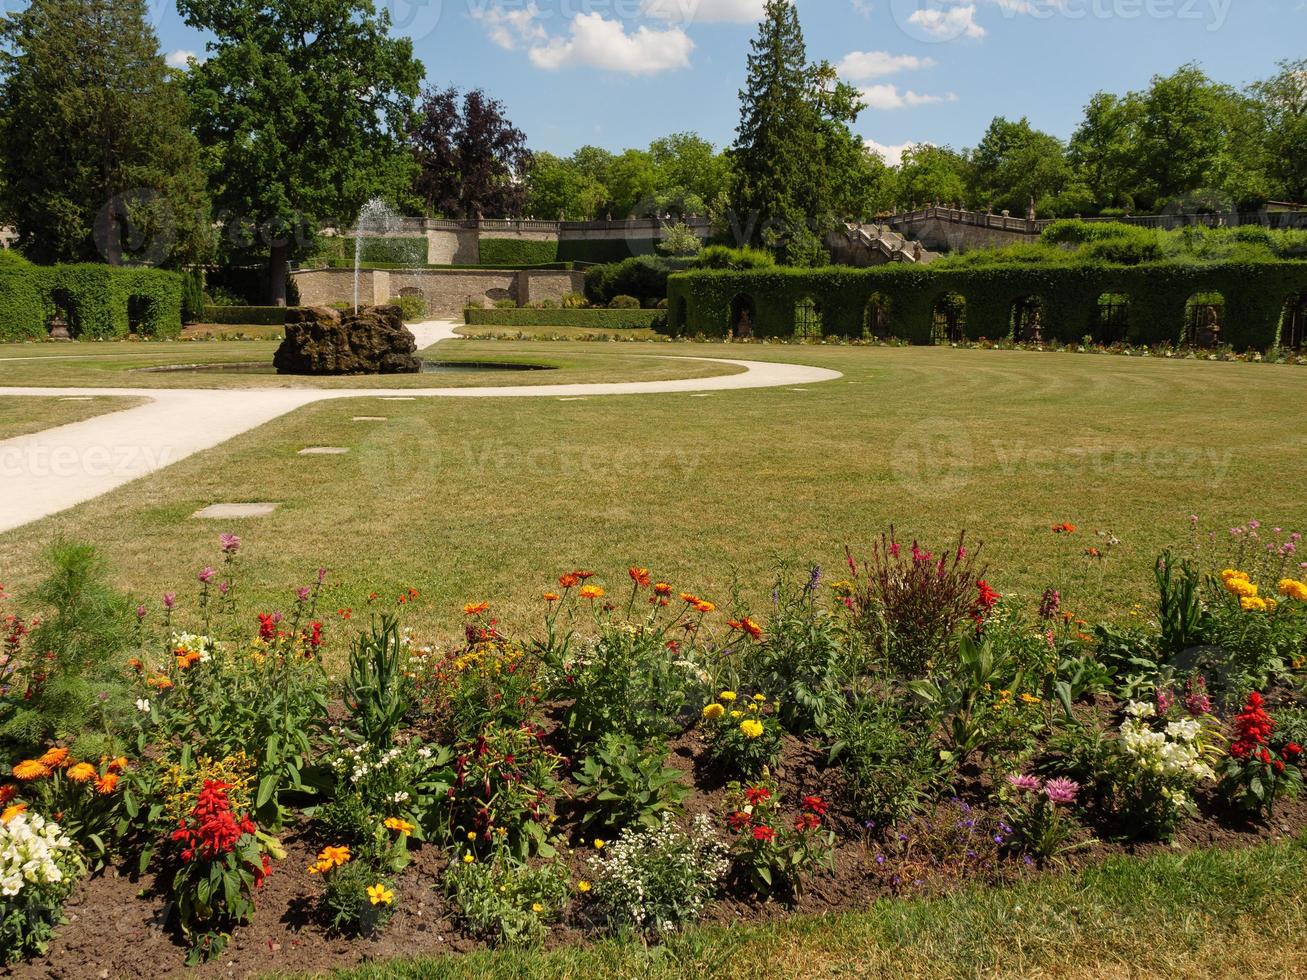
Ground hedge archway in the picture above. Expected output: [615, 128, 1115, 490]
[1281, 292, 1307, 350]
[1184, 291, 1226, 347]
[795, 296, 822, 339]
[1094, 293, 1131, 345]
[1009, 295, 1047, 343]
[730, 293, 756, 338]
[932, 292, 967, 343]
[864, 292, 892, 340]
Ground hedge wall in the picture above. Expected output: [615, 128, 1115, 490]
[0, 256, 184, 340]
[317, 236, 429, 266]
[666, 260, 1307, 350]
[556, 239, 658, 265]
[463, 307, 664, 329]
[478, 238, 559, 266]
[200, 305, 289, 326]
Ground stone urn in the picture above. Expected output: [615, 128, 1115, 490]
[48, 311, 72, 341]
[273, 305, 421, 375]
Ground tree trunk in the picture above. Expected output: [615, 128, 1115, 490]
[269, 242, 288, 307]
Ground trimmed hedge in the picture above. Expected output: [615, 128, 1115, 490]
[316, 236, 429, 266]
[463, 307, 664, 329]
[0, 254, 183, 340]
[478, 238, 559, 266]
[666, 261, 1307, 349]
[557, 239, 658, 264]
[200, 305, 289, 326]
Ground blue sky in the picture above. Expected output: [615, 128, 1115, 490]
[153, 0, 1306, 164]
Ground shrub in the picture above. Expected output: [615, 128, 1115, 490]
[391, 293, 427, 322]
[694, 245, 775, 270]
[449, 723, 562, 860]
[699, 691, 783, 778]
[444, 856, 570, 948]
[656, 222, 702, 257]
[0, 261, 183, 340]
[199, 305, 288, 326]
[609, 295, 640, 309]
[827, 692, 947, 826]
[586, 814, 728, 935]
[584, 255, 688, 307]
[478, 238, 558, 267]
[463, 307, 661, 329]
[722, 782, 834, 895]
[0, 810, 85, 964]
[572, 734, 689, 833]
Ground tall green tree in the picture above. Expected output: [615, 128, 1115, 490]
[1068, 92, 1143, 211]
[730, 0, 816, 258]
[178, 0, 422, 304]
[1136, 64, 1230, 208]
[0, 0, 210, 266]
[969, 116, 1071, 215]
[1253, 59, 1307, 203]
[893, 145, 970, 209]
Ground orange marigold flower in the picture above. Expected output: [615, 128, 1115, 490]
[147, 675, 173, 690]
[126, 658, 143, 672]
[66, 762, 97, 783]
[38, 747, 70, 769]
[579, 585, 605, 601]
[1052, 522, 1077, 534]
[543, 592, 561, 603]
[94, 773, 119, 795]
[694, 600, 716, 614]
[107, 756, 129, 774]
[679, 592, 700, 605]
[384, 817, 415, 835]
[628, 567, 652, 588]
[574, 570, 595, 580]
[175, 651, 203, 669]
[13, 760, 50, 781]
[728, 617, 764, 640]
[558, 573, 580, 590]
[1, 804, 26, 824]
[464, 602, 490, 616]
[653, 582, 673, 597]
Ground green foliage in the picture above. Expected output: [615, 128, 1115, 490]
[0, 0, 212, 267]
[608, 295, 641, 310]
[0, 261, 183, 340]
[181, 271, 205, 324]
[700, 693, 783, 779]
[694, 246, 775, 270]
[478, 239, 558, 267]
[584, 255, 690, 307]
[320, 859, 397, 937]
[572, 734, 689, 833]
[199, 305, 288, 326]
[391, 293, 426, 322]
[0, 544, 137, 760]
[827, 692, 948, 826]
[343, 616, 414, 748]
[556, 238, 658, 264]
[462, 306, 662, 331]
[449, 723, 562, 861]
[444, 857, 570, 948]
[667, 256, 1307, 350]
[656, 222, 703, 257]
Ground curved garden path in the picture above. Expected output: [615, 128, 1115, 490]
[0, 321, 841, 534]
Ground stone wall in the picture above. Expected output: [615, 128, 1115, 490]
[289, 267, 586, 318]
[0, 226, 15, 249]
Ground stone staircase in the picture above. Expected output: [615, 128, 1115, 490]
[833, 223, 939, 265]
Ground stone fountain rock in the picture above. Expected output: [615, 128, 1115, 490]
[273, 305, 421, 375]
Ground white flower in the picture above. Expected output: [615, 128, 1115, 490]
[135, 698, 151, 714]
[1125, 700, 1156, 719]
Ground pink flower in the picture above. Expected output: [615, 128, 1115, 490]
[135, 604, 147, 621]
[317, 567, 329, 584]
[219, 533, 241, 554]
[1043, 778, 1079, 805]
[296, 586, 311, 603]
[198, 566, 215, 584]
[1007, 774, 1042, 794]
[162, 592, 176, 610]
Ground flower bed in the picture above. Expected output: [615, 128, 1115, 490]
[0, 524, 1305, 973]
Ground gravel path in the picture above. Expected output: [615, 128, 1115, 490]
[0, 321, 841, 533]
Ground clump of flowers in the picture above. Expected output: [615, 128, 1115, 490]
[1107, 700, 1220, 840]
[8, 750, 127, 870]
[1220, 692, 1303, 816]
[0, 808, 85, 963]
[168, 780, 282, 963]
[586, 814, 728, 935]
[443, 854, 569, 948]
[700, 691, 783, 777]
[308, 843, 398, 937]
[722, 782, 835, 895]
[999, 773, 1086, 863]
[450, 723, 562, 861]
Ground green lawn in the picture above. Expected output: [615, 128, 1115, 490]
[0, 339, 740, 390]
[0, 394, 143, 439]
[1, 341, 1304, 639]
[456, 324, 661, 341]
[292, 835, 1307, 980]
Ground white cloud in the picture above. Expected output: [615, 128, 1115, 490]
[471, 3, 548, 50]
[851, 0, 875, 17]
[166, 49, 199, 69]
[859, 84, 957, 110]
[837, 50, 936, 80]
[529, 13, 694, 75]
[864, 139, 919, 167]
[641, 0, 766, 23]
[908, 4, 987, 39]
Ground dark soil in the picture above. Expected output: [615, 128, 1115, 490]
[11, 724, 1306, 980]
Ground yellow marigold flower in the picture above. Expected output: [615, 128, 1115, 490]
[531, 902, 544, 913]
[384, 817, 415, 835]
[579, 585, 605, 601]
[0, 804, 26, 824]
[752, 694, 766, 702]
[66, 762, 97, 784]
[577, 880, 592, 893]
[1019, 693, 1041, 705]
[730, 710, 743, 719]
[308, 845, 350, 873]
[1279, 579, 1307, 602]
[463, 853, 475, 864]
[719, 691, 737, 702]
[12, 760, 49, 781]
[592, 839, 605, 850]
[1241, 596, 1268, 613]
[702, 703, 725, 720]
[467, 831, 478, 841]
[367, 884, 394, 906]
[739, 719, 765, 739]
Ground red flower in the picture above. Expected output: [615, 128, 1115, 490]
[802, 795, 828, 816]
[1284, 743, 1302, 758]
[257, 613, 279, 642]
[1230, 692, 1275, 763]
[794, 812, 822, 832]
[744, 786, 771, 806]
[752, 825, 775, 842]
[727, 810, 752, 831]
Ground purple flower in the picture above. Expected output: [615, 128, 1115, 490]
[317, 567, 329, 584]
[162, 592, 176, 610]
[1038, 588, 1061, 621]
[219, 533, 241, 555]
[807, 565, 822, 591]
[218, 582, 230, 596]
[1007, 773, 1042, 794]
[197, 566, 215, 584]
[1043, 778, 1080, 805]
[135, 604, 147, 621]
[296, 586, 311, 602]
